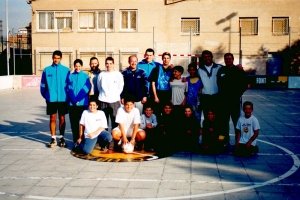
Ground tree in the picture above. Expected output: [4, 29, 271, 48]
[278, 39, 300, 75]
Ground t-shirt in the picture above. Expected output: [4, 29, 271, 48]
[236, 115, 260, 146]
[115, 107, 141, 136]
[170, 78, 188, 105]
[97, 70, 124, 103]
[79, 110, 108, 139]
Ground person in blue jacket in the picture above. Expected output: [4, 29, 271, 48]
[40, 50, 70, 148]
[67, 59, 91, 143]
[121, 55, 148, 114]
[137, 48, 160, 94]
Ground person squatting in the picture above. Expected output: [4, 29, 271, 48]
[41, 49, 259, 157]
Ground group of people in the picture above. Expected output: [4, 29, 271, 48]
[40, 48, 260, 157]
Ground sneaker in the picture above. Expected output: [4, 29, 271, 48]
[47, 138, 57, 148]
[58, 137, 66, 147]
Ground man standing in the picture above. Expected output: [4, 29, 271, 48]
[217, 53, 248, 144]
[198, 50, 222, 119]
[97, 57, 124, 129]
[121, 55, 148, 114]
[40, 50, 70, 148]
[137, 48, 160, 93]
[88, 57, 101, 99]
[149, 52, 173, 115]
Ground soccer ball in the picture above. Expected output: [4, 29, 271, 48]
[122, 143, 134, 153]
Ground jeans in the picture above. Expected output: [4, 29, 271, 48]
[80, 130, 112, 154]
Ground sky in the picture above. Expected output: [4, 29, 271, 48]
[0, 0, 31, 38]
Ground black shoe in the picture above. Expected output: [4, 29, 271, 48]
[72, 144, 84, 154]
[58, 137, 66, 147]
[47, 138, 57, 148]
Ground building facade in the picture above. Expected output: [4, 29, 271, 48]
[30, 0, 300, 75]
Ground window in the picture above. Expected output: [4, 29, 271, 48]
[120, 10, 137, 31]
[79, 10, 114, 31]
[239, 17, 258, 35]
[181, 18, 200, 35]
[56, 12, 72, 30]
[272, 17, 289, 35]
[38, 12, 54, 30]
[98, 11, 114, 30]
[38, 11, 72, 31]
[79, 12, 95, 29]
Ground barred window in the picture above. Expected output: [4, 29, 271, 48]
[120, 10, 137, 31]
[239, 17, 258, 35]
[272, 17, 289, 35]
[38, 11, 72, 31]
[181, 18, 200, 34]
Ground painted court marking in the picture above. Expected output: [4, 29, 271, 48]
[0, 132, 299, 199]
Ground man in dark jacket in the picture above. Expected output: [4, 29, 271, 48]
[121, 55, 148, 114]
[217, 53, 248, 145]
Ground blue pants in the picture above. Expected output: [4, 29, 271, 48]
[80, 130, 112, 154]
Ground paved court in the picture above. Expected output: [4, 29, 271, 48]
[0, 88, 300, 200]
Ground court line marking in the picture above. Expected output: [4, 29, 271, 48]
[0, 133, 299, 199]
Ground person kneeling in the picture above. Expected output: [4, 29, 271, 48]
[73, 98, 112, 155]
[234, 101, 260, 157]
[112, 97, 146, 153]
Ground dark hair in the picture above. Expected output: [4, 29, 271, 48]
[206, 107, 216, 115]
[143, 103, 154, 110]
[243, 101, 253, 110]
[173, 65, 184, 74]
[145, 48, 155, 55]
[201, 50, 213, 58]
[224, 53, 234, 59]
[105, 56, 114, 64]
[184, 105, 193, 111]
[52, 50, 62, 58]
[73, 59, 83, 66]
[90, 57, 98, 64]
[162, 52, 171, 59]
[89, 95, 99, 105]
[123, 95, 135, 104]
[188, 62, 197, 71]
[163, 101, 173, 109]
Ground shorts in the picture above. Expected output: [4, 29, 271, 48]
[46, 102, 68, 115]
[113, 127, 143, 137]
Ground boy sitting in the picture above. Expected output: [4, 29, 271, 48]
[140, 104, 158, 151]
[234, 101, 260, 157]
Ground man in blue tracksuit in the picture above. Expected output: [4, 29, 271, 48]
[137, 48, 160, 95]
[67, 59, 91, 143]
[121, 55, 148, 114]
[40, 50, 70, 148]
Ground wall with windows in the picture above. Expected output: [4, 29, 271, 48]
[30, 0, 300, 75]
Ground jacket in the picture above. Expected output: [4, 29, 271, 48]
[67, 70, 91, 106]
[40, 63, 70, 102]
[121, 67, 148, 102]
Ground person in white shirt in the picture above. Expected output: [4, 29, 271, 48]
[112, 97, 146, 152]
[234, 101, 260, 157]
[170, 65, 188, 118]
[97, 57, 124, 129]
[198, 50, 222, 120]
[73, 98, 112, 155]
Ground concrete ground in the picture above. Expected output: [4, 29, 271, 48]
[0, 88, 299, 200]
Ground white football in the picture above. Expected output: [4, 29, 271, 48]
[122, 143, 134, 153]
